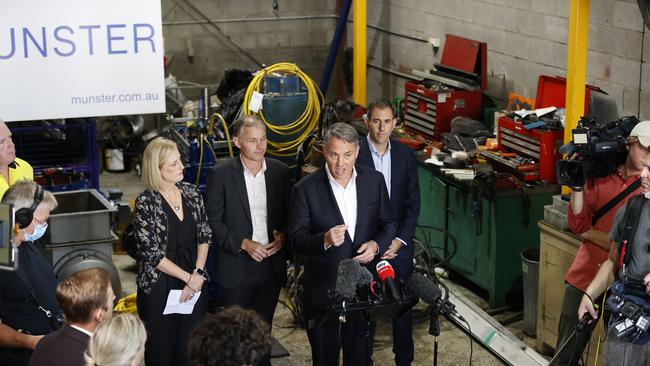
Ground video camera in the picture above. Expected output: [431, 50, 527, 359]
[557, 115, 639, 190]
[0, 203, 16, 271]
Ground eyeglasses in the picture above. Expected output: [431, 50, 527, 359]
[32, 216, 46, 225]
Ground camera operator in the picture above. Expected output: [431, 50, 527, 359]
[577, 161, 650, 365]
[554, 120, 650, 365]
[0, 181, 62, 366]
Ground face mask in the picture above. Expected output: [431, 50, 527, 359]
[24, 223, 47, 242]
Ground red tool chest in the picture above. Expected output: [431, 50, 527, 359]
[497, 75, 607, 183]
[403, 34, 487, 140]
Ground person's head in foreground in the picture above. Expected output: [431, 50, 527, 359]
[188, 305, 272, 366]
[84, 313, 147, 366]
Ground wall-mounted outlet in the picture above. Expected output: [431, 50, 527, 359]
[428, 37, 440, 48]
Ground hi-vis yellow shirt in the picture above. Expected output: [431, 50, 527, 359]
[0, 158, 33, 200]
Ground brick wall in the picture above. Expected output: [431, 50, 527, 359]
[360, 0, 649, 119]
[161, 0, 336, 98]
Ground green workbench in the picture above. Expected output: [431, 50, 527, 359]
[416, 159, 558, 307]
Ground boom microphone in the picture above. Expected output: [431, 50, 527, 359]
[408, 273, 442, 304]
[407, 273, 457, 316]
[376, 260, 401, 301]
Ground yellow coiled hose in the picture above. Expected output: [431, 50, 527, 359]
[243, 63, 322, 157]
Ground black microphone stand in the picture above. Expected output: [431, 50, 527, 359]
[429, 306, 441, 366]
[364, 309, 372, 366]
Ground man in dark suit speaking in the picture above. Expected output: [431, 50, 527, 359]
[289, 122, 397, 365]
[357, 98, 420, 366]
[205, 115, 288, 366]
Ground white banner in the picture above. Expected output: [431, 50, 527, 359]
[0, 0, 165, 121]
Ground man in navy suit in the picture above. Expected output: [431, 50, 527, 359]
[289, 122, 397, 365]
[357, 98, 420, 366]
[30, 268, 115, 366]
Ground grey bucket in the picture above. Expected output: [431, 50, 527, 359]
[521, 247, 540, 337]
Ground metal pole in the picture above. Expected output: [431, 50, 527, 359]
[563, 0, 590, 193]
[319, 0, 353, 95]
[353, 0, 367, 106]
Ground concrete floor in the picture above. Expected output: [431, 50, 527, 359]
[102, 170, 540, 365]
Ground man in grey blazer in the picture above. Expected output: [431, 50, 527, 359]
[205, 115, 288, 366]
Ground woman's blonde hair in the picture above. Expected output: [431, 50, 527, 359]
[84, 313, 147, 366]
[141, 137, 179, 191]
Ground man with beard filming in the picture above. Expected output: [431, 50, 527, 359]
[554, 120, 650, 365]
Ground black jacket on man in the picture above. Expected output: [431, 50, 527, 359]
[357, 137, 420, 366]
[206, 156, 289, 288]
[288, 164, 396, 365]
[29, 324, 89, 366]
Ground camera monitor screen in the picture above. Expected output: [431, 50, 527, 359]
[0, 203, 16, 271]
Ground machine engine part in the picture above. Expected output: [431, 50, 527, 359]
[53, 246, 122, 296]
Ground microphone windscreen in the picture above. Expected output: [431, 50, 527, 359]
[357, 266, 373, 286]
[407, 273, 442, 305]
[376, 260, 395, 282]
[335, 259, 361, 302]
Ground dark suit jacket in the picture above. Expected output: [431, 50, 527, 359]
[206, 156, 289, 288]
[356, 138, 421, 260]
[288, 164, 397, 318]
[29, 324, 89, 366]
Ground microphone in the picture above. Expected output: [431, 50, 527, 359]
[356, 266, 374, 302]
[334, 259, 361, 303]
[357, 266, 373, 286]
[408, 273, 460, 339]
[376, 260, 401, 301]
[407, 273, 457, 317]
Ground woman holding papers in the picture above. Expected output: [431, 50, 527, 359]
[133, 137, 211, 366]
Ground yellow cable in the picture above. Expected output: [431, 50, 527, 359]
[217, 113, 234, 158]
[243, 62, 322, 156]
[207, 113, 234, 158]
[203, 136, 218, 161]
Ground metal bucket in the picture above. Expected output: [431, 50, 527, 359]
[46, 189, 116, 244]
[521, 247, 540, 337]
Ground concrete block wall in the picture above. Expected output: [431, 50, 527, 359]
[360, 0, 649, 120]
[161, 0, 336, 98]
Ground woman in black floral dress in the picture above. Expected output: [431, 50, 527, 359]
[133, 137, 212, 366]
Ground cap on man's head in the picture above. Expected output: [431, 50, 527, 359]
[630, 120, 650, 148]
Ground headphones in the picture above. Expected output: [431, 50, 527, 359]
[15, 183, 44, 229]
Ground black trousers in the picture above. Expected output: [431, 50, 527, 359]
[218, 259, 281, 366]
[368, 256, 414, 366]
[137, 275, 208, 366]
[307, 320, 371, 366]
[554, 283, 600, 366]
[391, 309, 414, 365]
[391, 257, 414, 366]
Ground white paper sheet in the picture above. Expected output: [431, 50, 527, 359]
[162, 290, 201, 315]
[249, 91, 264, 113]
